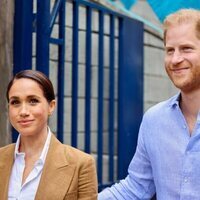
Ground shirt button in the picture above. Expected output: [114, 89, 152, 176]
[184, 178, 188, 183]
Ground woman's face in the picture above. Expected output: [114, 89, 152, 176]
[8, 78, 55, 138]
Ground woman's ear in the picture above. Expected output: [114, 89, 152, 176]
[48, 100, 56, 116]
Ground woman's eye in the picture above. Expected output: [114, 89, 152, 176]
[9, 100, 20, 106]
[29, 99, 39, 105]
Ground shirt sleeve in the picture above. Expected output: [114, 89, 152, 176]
[98, 117, 156, 199]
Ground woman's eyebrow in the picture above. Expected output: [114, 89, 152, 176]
[9, 95, 41, 100]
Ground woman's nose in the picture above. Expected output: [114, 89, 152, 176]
[19, 103, 29, 117]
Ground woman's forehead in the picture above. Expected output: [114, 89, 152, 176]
[9, 78, 43, 96]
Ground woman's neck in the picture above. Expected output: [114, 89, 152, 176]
[19, 128, 48, 156]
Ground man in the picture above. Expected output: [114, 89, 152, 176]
[98, 9, 200, 199]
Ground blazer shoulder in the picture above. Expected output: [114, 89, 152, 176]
[0, 143, 15, 153]
[63, 144, 95, 164]
[49, 134, 96, 168]
[51, 134, 94, 161]
[0, 144, 15, 162]
[64, 144, 94, 158]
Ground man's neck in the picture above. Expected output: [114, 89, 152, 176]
[180, 90, 200, 134]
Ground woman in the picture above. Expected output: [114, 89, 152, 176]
[0, 70, 97, 200]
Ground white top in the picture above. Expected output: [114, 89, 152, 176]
[8, 128, 51, 200]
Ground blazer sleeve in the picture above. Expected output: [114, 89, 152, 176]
[78, 155, 98, 200]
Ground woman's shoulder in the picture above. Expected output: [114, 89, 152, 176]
[63, 144, 95, 161]
[51, 134, 95, 162]
[63, 144, 96, 167]
[0, 144, 15, 162]
[0, 143, 15, 153]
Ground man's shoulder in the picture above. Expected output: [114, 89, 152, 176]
[144, 94, 178, 118]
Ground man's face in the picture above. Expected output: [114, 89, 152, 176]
[164, 22, 200, 93]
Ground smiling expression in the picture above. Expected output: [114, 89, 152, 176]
[165, 22, 200, 93]
[8, 78, 55, 138]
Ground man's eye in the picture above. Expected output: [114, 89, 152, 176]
[29, 99, 39, 104]
[166, 49, 174, 55]
[182, 47, 192, 52]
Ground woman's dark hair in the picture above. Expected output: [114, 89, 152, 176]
[6, 70, 55, 103]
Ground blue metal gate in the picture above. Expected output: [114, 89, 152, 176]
[13, 0, 143, 190]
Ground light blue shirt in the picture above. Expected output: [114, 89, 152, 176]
[99, 94, 200, 199]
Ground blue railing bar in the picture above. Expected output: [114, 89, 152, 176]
[13, 0, 33, 142]
[71, 0, 79, 147]
[117, 17, 123, 180]
[13, 0, 33, 75]
[97, 10, 104, 185]
[32, 13, 37, 32]
[57, 0, 66, 142]
[36, 0, 50, 75]
[84, 6, 92, 153]
[49, 0, 63, 35]
[76, 0, 124, 18]
[49, 37, 64, 45]
[108, 14, 115, 182]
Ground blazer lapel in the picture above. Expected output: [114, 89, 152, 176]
[35, 134, 76, 200]
[0, 145, 15, 200]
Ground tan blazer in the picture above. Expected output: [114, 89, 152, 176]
[0, 134, 98, 200]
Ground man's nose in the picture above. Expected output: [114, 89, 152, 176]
[171, 50, 184, 65]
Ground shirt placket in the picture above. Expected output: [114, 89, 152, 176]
[180, 122, 200, 200]
[15, 154, 25, 199]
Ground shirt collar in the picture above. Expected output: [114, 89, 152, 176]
[168, 93, 181, 108]
[14, 127, 52, 164]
